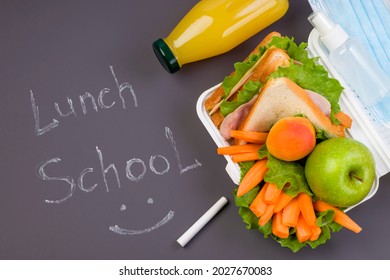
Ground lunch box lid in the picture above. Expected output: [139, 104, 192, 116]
[196, 28, 390, 211]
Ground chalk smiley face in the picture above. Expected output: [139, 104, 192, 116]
[109, 198, 175, 235]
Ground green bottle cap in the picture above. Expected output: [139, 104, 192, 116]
[152, 39, 180, 74]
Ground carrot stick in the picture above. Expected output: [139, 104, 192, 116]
[272, 211, 289, 239]
[296, 214, 312, 243]
[259, 204, 275, 227]
[310, 225, 322, 241]
[217, 144, 263, 155]
[274, 191, 294, 213]
[249, 183, 269, 217]
[282, 198, 300, 227]
[313, 200, 362, 233]
[230, 130, 268, 144]
[231, 152, 260, 163]
[237, 159, 268, 197]
[264, 182, 282, 204]
[296, 192, 317, 227]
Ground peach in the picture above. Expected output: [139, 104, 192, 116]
[266, 117, 316, 161]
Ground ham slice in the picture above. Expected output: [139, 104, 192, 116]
[305, 90, 331, 117]
[219, 96, 258, 140]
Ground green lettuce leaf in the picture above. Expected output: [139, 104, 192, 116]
[277, 233, 306, 253]
[257, 145, 312, 197]
[264, 154, 312, 197]
[220, 80, 262, 116]
[258, 218, 273, 239]
[234, 186, 259, 208]
[222, 53, 262, 97]
[265, 36, 310, 63]
[315, 127, 330, 141]
[238, 207, 260, 230]
[233, 187, 260, 230]
[316, 210, 343, 232]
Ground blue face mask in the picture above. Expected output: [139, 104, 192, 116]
[308, 0, 390, 76]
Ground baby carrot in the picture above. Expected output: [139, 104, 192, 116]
[274, 191, 294, 213]
[259, 204, 275, 227]
[282, 198, 300, 227]
[230, 130, 268, 144]
[249, 183, 269, 217]
[310, 225, 322, 241]
[272, 211, 289, 239]
[313, 200, 362, 233]
[264, 182, 282, 204]
[231, 152, 260, 163]
[217, 144, 262, 155]
[296, 214, 312, 243]
[297, 192, 317, 227]
[237, 159, 268, 197]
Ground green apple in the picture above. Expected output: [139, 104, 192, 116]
[305, 137, 376, 207]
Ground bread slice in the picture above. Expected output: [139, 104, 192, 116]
[238, 77, 348, 137]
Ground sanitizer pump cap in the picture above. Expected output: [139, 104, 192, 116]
[308, 11, 349, 52]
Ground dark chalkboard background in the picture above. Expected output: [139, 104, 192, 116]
[1, 0, 390, 260]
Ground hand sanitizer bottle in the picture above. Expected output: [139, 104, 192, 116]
[308, 11, 390, 127]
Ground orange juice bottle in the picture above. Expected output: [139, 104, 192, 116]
[153, 0, 289, 73]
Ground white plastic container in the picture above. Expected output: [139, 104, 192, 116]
[196, 29, 390, 210]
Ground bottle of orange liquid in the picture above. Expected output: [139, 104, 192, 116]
[153, 0, 289, 73]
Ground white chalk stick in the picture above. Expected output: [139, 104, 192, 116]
[177, 196, 228, 247]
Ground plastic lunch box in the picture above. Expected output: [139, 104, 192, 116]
[196, 29, 390, 210]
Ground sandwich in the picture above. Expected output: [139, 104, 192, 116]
[204, 32, 352, 141]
